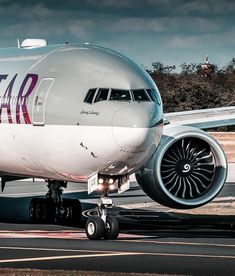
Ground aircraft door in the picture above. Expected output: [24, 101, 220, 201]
[32, 78, 54, 126]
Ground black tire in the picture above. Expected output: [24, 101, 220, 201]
[29, 198, 37, 223]
[55, 199, 81, 225]
[103, 216, 119, 240]
[85, 217, 105, 240]
[29, 198, 42, 223]
[71, 199, 81, 225]
[64, 199, 81, 225]
[29, 198, 81, 225]
[40, 198, 49, 222]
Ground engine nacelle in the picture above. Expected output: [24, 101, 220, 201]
[136, 126, 227, 209]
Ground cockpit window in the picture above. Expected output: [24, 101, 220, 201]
[132, 89, 150, 101]
[84, 88, 96, 104]
[94, 88, 109, 103]
[84, 87, 161, 104]
[146, 89, 161, 105]
[110, 89, 131, 101]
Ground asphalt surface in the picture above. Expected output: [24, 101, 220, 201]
[0, 166, 235, 275]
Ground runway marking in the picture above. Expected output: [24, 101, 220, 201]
[0, 246, 118, 254]
[0, 252, 141, 264]
[0, 248, 234, 263]
[118, 239, 235, 248]
[0, 231, 88, 239]
[0, 230, 148, 240]
[142, 252, 235, 260]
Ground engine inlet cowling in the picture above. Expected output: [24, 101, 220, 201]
[136, 126, 227, 209]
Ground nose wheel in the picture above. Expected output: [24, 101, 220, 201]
[103, 216, 119, 240]
[85, 216, 119, 240]
[85, 217, 105, 240]
[85, 193, 119, 240]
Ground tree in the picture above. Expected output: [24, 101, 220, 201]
[148, 58, 235, 114]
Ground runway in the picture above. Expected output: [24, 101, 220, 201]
[0, 165, 235, 275]
[0, 225, 234, 275]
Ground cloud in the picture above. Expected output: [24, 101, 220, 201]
[24, 3, 52, 18]
[0, 0, 13, 3]
[85, 0, 181, 11]
[167, 35, 201, 48]
[0, 3, 54, 19]
[109, 18, 164, 32]
[168, 17, 221, 33]
[1, 21, 65, 38]
[0, 3, 92, 43]
[0, 0, 233, 70]
[67, 19, 93, 39]
[178, 0, 235, 16]
[85, 0, 133, 8]
[106, 16, 220, 34]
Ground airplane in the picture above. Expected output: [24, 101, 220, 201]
[0, 38, 235, 240]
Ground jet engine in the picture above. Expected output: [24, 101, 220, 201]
[135, 126, 227, 209]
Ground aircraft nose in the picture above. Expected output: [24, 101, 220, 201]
[112, 103, 162, 151]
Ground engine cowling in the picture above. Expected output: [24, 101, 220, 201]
[135, 126, 227, 209]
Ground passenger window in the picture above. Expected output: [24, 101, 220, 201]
[146, 89, 161, 104]
[94, 88, 109, 103]
[110, 89, 131, 101]
[84, 89, 96, 104]
[132, 89, 150, 101]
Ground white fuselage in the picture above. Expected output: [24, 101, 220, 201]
[0, 43, 163, 182]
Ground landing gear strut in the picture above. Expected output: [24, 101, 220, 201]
[29, 180, 81, 225]
[85, 190, 119, 240]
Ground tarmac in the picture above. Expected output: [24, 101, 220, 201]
[0, 165, 234, 275]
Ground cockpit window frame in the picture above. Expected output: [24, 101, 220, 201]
[94, 88, 110, 103]
[146, 88, 161, 105]
[131, 89, 151, 102]
[84, 87, 161, 104]
[109, 89, 132, 102]
[84, 88, 97, 104]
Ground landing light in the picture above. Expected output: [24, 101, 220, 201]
[97, 184, 103, 191]
[109, 184, 115, 190]
[108, 178, 114, 184]
[98, 178, 104, 184]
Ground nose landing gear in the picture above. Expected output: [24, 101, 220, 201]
[85, 191, 119, 240]
[29, 177, 120, 240]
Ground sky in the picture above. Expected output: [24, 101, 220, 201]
[0, 0, 234, 70]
